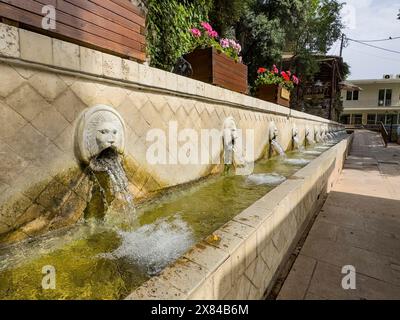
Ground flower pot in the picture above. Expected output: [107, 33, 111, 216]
[184, 47, 248, 94]
[255, 84, 291, 108]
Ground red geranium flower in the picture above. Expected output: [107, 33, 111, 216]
[281, 71, 290, 82]
[257, 67, 267, 74]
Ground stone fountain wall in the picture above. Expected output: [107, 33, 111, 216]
[0, 23, 342, 243]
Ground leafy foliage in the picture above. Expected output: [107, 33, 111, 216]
[189, 23, 242, 61]
[234, 0, 344, 84]
[255, 66, 299, 90]
[146, 0, 212, 70]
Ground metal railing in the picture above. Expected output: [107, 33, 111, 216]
[378, 122, 389, 147]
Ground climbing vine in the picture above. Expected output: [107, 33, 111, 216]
[146, 0, 212, 71]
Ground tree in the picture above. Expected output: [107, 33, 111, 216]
[234, 0, 344, 84]
[208, 0, 251, 37]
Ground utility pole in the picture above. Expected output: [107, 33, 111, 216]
[339, 34, 345, 57]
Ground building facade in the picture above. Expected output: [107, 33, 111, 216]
[340, 77, 400, 139]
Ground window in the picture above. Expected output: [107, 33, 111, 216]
[378, 89, 392, 106]
[367, 114, 376, 124]
[346, 90, 359, 101]
[386, 114, 397, 125]
[340, 115, 350, 124]
[377, 114, 385, 124]
[353, 114, 362, 125]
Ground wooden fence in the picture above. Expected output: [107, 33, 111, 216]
[0, 0, 146, 62]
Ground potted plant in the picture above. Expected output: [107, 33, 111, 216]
[254, 65, 300, 107]
[183, 22, 248, 94]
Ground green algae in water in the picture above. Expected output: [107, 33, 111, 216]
[0, 229, 149, 300]
[0, 141, 342, 300]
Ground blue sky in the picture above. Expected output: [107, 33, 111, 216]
[328, 0, 400, 80]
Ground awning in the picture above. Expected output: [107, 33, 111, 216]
[340, 81, 363, 91]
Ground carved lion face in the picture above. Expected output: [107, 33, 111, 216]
[223, 117, 238, 148]
[95, 121, 119, 152]
[75, 105, 126, 164]
[269, 121, 278, 140]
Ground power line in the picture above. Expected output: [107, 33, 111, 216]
[346, 46, 400, 63]
[347, 38, 400, 55]
[347, 36, 400, 43]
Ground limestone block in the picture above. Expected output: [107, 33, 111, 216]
[187, 277, 214, 300]
[212, 257, 233, 298]
[29, 71, 67, 101]
[0, 141, 29, 186]
[125, 277, 187, 300]
[244, 230, 258, 268]
[165, 71, 178, 92]
[80, 47, 102, 75]
[122, 59, 139, 82]
[0, 23, 19, 57]
[36, 179, 71, 211]
[0, 100, 27, 140]
[176, 74, 188, 94]
[6, 84, 51, 121]
[31, 107, 70, 140]
[159, 257, 209, 296]
[102, 52, 122, 78]
[138, 63, 153, 86]
[152, 68, 167, 88]
[53, 39, 80, 70]
[183, 241, 229, 275]
[19, 29, 52, 65]
[54, 89, 86, 123]
[14, 204, 48, 229]
[0, 63, 25, 98]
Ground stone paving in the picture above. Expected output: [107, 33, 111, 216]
[278, 130, 400, 300]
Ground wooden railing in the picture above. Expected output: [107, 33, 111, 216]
[0, 0, 146, 62]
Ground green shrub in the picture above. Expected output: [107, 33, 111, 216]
[146, 0, 212, 71]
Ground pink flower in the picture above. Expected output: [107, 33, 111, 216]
[292, 75, 300, 85]
[287, 70, 291, 77]
[208, 30, 218, 38]
[190, 28, 201, 37]
[272, 65, 279, 74]
[201, 22, 213, 32]
[220, 38, 230, 48]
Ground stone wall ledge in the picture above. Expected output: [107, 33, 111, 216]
[125, 135, 353, 300]
[0, 22, 341, 125]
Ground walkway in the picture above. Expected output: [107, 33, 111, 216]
[277, 130, 400, 300]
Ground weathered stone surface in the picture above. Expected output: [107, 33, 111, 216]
[0, 100, 27, 140]
[122, 59, 139, 82]
[0, 23, 19, 57]
[6, 84, 51, 122]
[53, 39, 80, 70]
[29, 71, 67, 101]
[31, 107, 70, 140]
[102, 52, 122, 78]
[0, 63, 25, 98]
[54, 89, 86, 123]
[19, 29, 52, 65]
[80, 47, 102, 75]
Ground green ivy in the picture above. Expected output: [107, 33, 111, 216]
[146, 0, 212, 71]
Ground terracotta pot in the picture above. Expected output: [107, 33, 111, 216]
[184, 47, 248, 94]
[255, 84, 291, 108]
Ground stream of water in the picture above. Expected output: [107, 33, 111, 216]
[0, 135, 347, 299]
